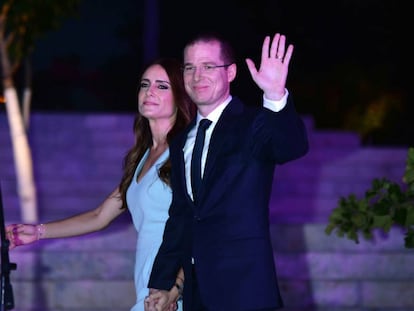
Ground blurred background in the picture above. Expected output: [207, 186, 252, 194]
[2, 0, 412, 146]
[1, 2, 413, 310]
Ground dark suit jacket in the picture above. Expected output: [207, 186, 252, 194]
[149, 96, 309, 311]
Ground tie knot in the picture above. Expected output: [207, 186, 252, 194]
[198, 119, 212, 131]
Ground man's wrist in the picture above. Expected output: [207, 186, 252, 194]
[263, 89, 289, 112]
[174, 282, 184, 301]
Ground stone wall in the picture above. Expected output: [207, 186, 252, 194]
[1, 113, 412, 311]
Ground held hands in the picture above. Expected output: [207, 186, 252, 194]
[5, 223, 45, 249]
[245, 33, 294, 101]
[145, 288, 178, 311]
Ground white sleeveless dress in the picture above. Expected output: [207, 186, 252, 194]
[127, 149, 182, 311]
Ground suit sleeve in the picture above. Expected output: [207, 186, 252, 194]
[253, 94, 309, 163]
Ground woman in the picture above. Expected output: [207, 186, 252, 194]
[6, 58, 194, 311]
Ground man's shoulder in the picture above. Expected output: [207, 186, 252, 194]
[170, 127, 190, 150]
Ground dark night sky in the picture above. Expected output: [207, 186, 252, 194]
[25, 0, 411, 145]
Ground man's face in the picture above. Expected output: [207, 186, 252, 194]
[183, 40, 235, 116]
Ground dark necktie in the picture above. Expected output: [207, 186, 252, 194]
[191, 119, 212, 202]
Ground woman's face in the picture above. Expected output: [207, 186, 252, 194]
[138, 64, 176, 122]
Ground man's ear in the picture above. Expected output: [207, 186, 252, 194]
[227, 63, 237, 82]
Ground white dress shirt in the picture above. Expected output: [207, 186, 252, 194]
[184, 90, 289, 199]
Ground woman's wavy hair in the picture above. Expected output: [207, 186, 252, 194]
[118, 58, 195, 209]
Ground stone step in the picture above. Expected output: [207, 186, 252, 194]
[2, 112, 413, 311]
[1, 113, 360, 150]
[6, 223, 414, 311]
[1, 115, 408, 226]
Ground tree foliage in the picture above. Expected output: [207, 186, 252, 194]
[325, 148, 414, 248]
[1, 0, 80, 77]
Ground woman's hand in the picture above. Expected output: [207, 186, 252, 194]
[145, 288, 178, 311]
[5, 224, 43, 249]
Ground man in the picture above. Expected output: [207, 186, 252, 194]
[146, 32, 309, 311]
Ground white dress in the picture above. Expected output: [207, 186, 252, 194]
[127, 149, 182, 311]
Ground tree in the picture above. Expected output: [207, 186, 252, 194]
[0, 0, 80, 222]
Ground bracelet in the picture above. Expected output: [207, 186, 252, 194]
[36, 224, 46, 240]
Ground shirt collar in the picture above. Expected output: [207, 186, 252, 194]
[195, 95, 232, 124]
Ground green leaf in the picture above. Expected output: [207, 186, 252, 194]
[394, 208, 407, 226]
[405, 208, 414, 226]
[404, 230, 414, 248]
[372, 214, 393, 232]
[325, 147, 414, 248]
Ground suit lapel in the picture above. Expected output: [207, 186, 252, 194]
[173, 119, 196, 204]
[201, 98, 243, 197]
[180, 118, 197, 204]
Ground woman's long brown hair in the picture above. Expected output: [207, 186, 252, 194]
[118, 58, 195, 209]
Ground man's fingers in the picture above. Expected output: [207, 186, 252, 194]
[261, 35, 271, 59]
[270, 33, 281, 58]
[283, 44, 294, 66]
[275, 34, 285, 59]
[245, 58, 257, 78]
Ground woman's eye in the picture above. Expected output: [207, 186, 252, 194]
[158, 84, 169, 90]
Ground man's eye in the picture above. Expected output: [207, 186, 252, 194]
[184, 66, 195, 72]
[203, 65, 214, 70]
